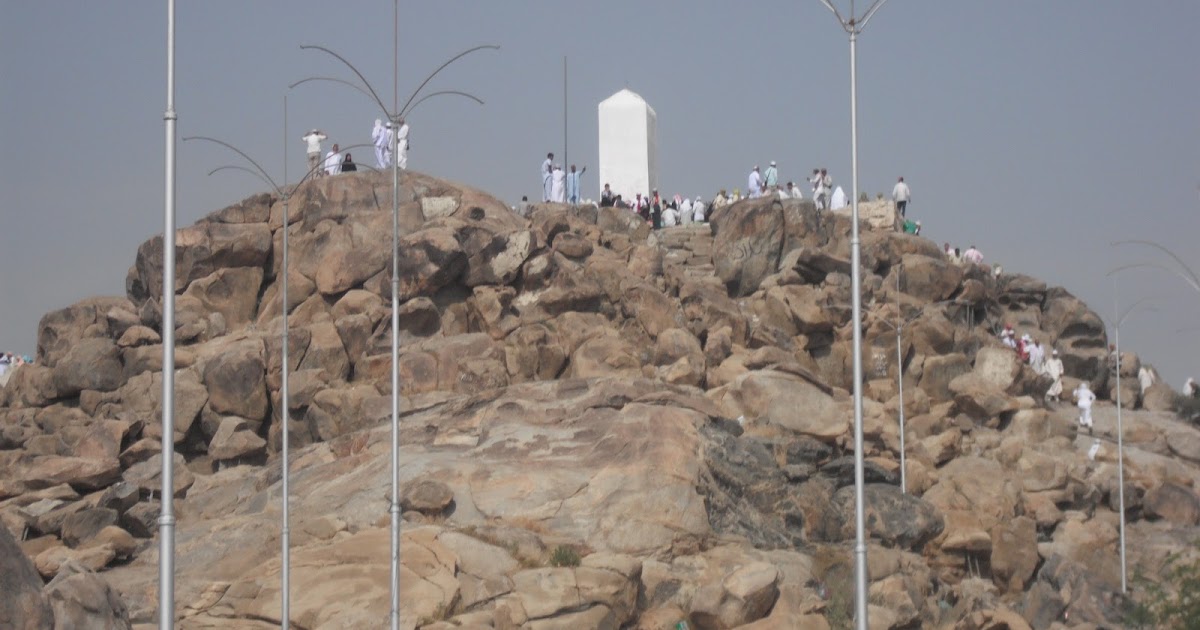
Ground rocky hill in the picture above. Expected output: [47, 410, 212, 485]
[2, 169, 1199, 629]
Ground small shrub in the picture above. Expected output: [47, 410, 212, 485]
[1125, 542, 1200, 628]
[549, 545, 581, 567]
[858, 192, 869, 203]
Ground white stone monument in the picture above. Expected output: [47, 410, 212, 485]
[598, 89, 658, 202]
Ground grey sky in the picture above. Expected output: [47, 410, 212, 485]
[2, 2, 1198, 385]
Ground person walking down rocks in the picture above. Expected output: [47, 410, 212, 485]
[764, 161, 779, 194]
[1074, 381, 1096, 435]
[892, 176, 911, 218]
[303, 129, 327, 176]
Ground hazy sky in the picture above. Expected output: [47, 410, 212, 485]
[2, 2, 1198, 385]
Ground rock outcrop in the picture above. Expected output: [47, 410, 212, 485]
[2, 168, 1197, 628]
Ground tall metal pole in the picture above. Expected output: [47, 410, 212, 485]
[280, 95, 291, 630]
[158, 0, 177, 627]
[390, 2, 402, 627]
[563, 56, 568, 170]
[896, 275, 906, 495]
[1112, 280, 1128, 593]
[847, 25, 869, 630]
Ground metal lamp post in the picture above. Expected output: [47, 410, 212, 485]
[291, 34, 496, 629]
[159, 1, 178, 627]
[1102, 281, 1158, 595]
[183, 134, 372, 629]
[817, 1, 891, 627]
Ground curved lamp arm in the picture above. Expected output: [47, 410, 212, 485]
[398, 44, 499, 118]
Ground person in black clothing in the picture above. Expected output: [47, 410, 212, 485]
[340, 153, 358, 172]
[600, 183, 615, 207]
[651, 199, 662, 229]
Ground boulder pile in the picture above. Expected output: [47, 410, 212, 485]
[2, 169, 1198, 628]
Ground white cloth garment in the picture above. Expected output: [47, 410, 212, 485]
[542, 158, 553, 201]
[680, 198, 692, 221]
[831, 186, 847, 209]
[963, 247, 984, 264]
[1185, 377, 1197, 397]
[372, 120, 386, 168]
[692, 198, 705, 222]
[1074, 383, 1096, 428]
[1087, 439, 1101, 461]
[302, 130, 326, 156]
[324, 149, 342, 175]
[1030, 343, 1046, 374]
[892, 181, 911, 202]
[662, 207, 678, 227]
[748, 170, 763, 198]
[1138, 366, 1156, 394]
[551, 167, 566, 203]
[1044, 357, 1064, 399]
[396, 122, 410, 170]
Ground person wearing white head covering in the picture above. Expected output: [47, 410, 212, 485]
[1087, 438, 1101, 461]
[1185, 377, 1198, 398]
[1044, 349, 1064, 402]
[831, 186, 847, 209]
[748, 166, 763, 199]
[550, 165, 566, 203]
[396, 118, 410, 170]
[680, 197, 693, 223]
[764, 161, 779, 192]
[371, 119, 387, 168]
[1028, 338, 1046, 374]
[541, 153, 554, 202]
[1074, 381, 1096, 434]
[692, 196, 706, 222]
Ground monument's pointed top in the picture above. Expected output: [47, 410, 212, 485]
[600, 88, 656, 116]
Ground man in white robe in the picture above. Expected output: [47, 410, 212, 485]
[831, 186, 847, 209]
[693, 197, 706, 222]
[324, 143, 342, 176]
[748, 166, 763, 199]
[1074, 381, 1096, 434]
[371, 119, 387, 168]
[1185, 377, 1198, 398]
[1044, 350, 1064, 402]
[550, 165, 566, 203]
[541, 153, 554, 201]
[396, 119, 410, 170]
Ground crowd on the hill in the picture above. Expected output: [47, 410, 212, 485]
[298, 118, 413, 179]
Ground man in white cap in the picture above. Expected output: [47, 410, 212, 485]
[748, 166, 763, 199]
[302, 129, 327, 176]
[1044, 349, 1064, 402]
[764, 161, 779, 194]
[1074, 381, 1096, 435]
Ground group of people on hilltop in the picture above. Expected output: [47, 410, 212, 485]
[298, 119, 411, 180]
[597, 187, 708, 230]
[999, 322, 1069, 407]
[540, 153, 587, 204]
[0, 352, 33, 382]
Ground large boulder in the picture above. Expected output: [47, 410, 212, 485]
[130, 221, 272, 304]
[202, 338, 268, 421]
[0, 526, 54, 629]
[711, 197, 786, 297]
[36, 297, 132, 367]
[52, 338, 124, 396]
[43, 563, 131, 629]
[831, 484, 944, 550]
[709, 369, 848, 442]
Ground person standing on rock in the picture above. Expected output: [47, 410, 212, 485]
[1074, 381, 1096, 435]
[324, 143, 343, 176]
[748, 166, 763, 199]
[892, 176, 912, 218]
[712, 190, 729, 212]
[1029, 338, 1046, 374]
[693, 196, 706, 222]
[541, 153, 554, 202]
[371, 119, 387, 168]
[814, 168, 832, 211]
[1185, 377, 1198, 398]
[680, 197, 693, 223]
[764, 161, 779, 194]
[566, 165, 586, 204]
[550, 165, 566, 203]
[516, 196, 531, 218]
[963, 245, 984, 265]
[396, 118, 410, 170]
[302, 129, 327, 176]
